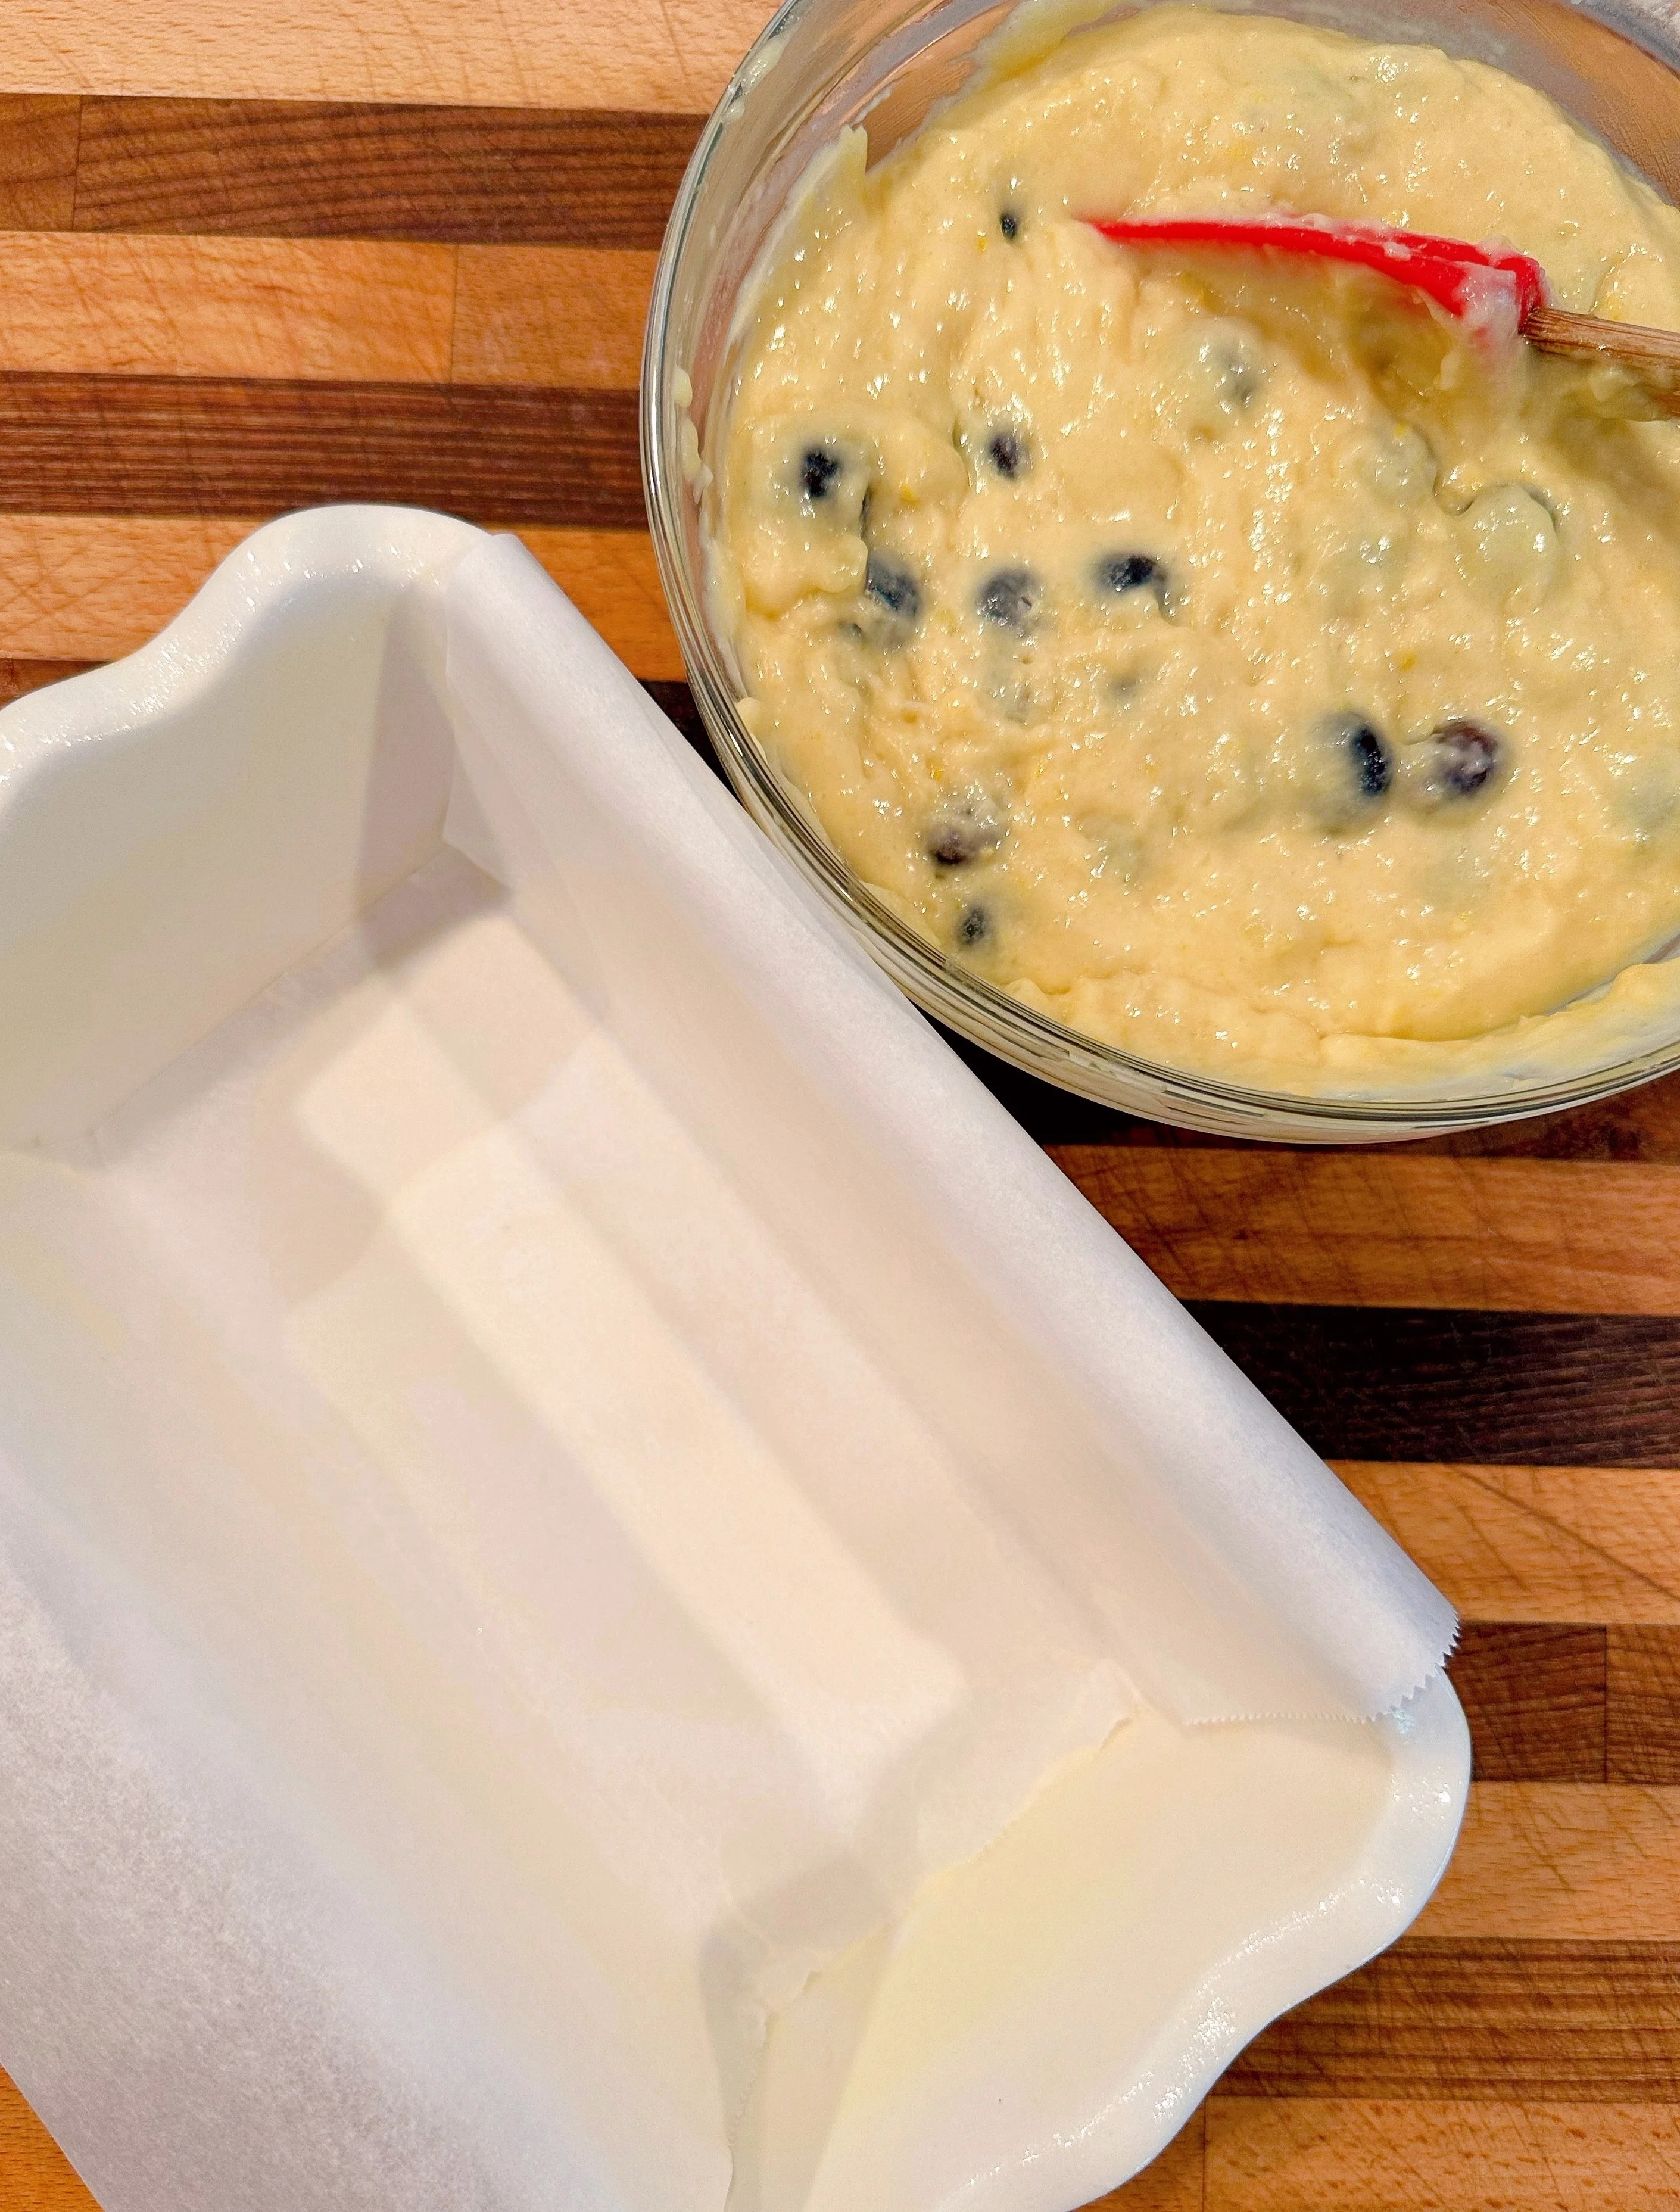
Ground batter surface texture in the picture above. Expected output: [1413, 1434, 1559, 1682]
[709, 8, 1680, 1087]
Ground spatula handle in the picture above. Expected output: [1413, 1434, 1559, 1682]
[1522, 304, 1680, 418]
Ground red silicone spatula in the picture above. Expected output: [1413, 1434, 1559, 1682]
[1088, 212, 1680, 416]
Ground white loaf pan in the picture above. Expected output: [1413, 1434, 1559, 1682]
[0, 508, 1467, 2212]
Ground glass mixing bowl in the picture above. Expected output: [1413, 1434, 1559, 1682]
[641, 0, 1680, 1140]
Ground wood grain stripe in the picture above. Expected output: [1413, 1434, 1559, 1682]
[0, 2071, 92, 2211]
[0, 518, 681, 675]
[1335, 1462, 1680, 1625]
[1053, 1148, 1680, 1314]
[0, 98, 77, 230]
[1423, 1784, 1680, 1942]
[1436, 1622, 1680, 1784]
[72, 100, 705, 246]
[0, 514, 258, 659]
[0, 372, 642, 525]
[1205, 2099, 1680, 2208]
[1449, 1623, 1607, 1783]
[0, 7, 769, 112]
[519, 528, 684, 680]
[0, 234, 652, 390]
[453, 245, 656, 387]
[0, 233, 456, 382]
[641, 678, 719, 762]
[1609, 1628, 1680, 1787]
[1220, 1940, 1680, 2100]
[1192, 1306, 1680, 1469]
[1416, 1075, 1680, 1161]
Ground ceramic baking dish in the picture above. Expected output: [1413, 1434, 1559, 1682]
[0, 507, 1467, 2212]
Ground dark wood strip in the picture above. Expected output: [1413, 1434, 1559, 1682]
[1438, 1621, 1680, 1783]
[1190, 1305, 1680, 1469]
[1414, 1082, 1680, 1163]
[0, 96, 79, 230]
[71, 99, 703, 247]
[0, 373, 641, 528]
[642, 678, 721, 770]
[1218, 1940, 1680, 2101]
[1608, 1625, 1680, 1784]
[0, 658, 98, 708]
[1450, 1622, 1606, 1782]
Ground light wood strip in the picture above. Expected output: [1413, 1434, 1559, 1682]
[0, 3, 771, 111]
[0, 516, 682, 678]
[1336, 1461, 1680, 1625]
[1419, 1783, 1680, 1942]
[0, 226, 651, 390]
[660, 0, 784, 113]
[0, 514, 257, 660]
[0, 235, 650, 389]
[72, 101, 703, 247]
[1205, 2099, 1680, 2208]
[519, 526, 684, 680]
[0, 232, 455, 381]
[1055, 1148, 1680, 1315]
[0, 2071, 95, 2211]
[454, 245, 655, 388]
[0, 96, 77, 229]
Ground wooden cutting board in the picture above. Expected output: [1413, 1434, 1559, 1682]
[2, 6, 1679, 2206]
